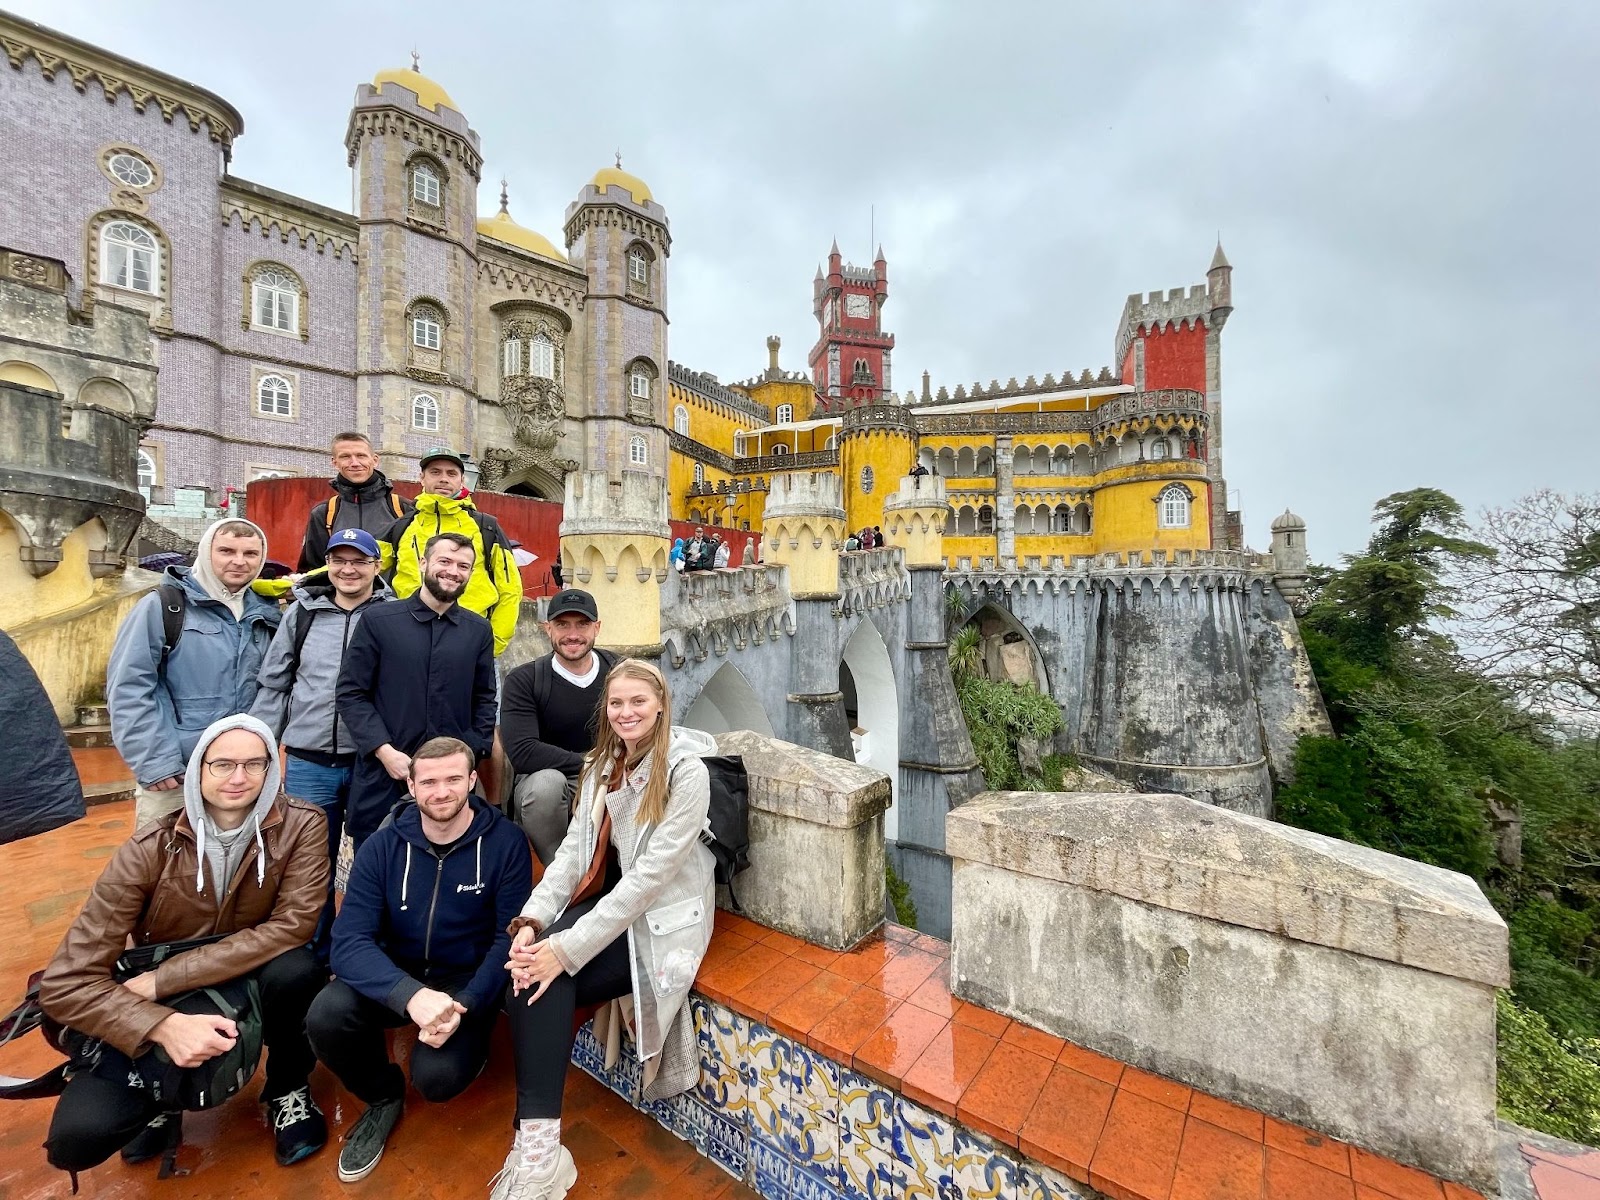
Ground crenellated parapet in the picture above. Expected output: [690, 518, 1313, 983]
[836, 545, 912, 617]
[660, 562, 795, 669]
[947, 546, 1279, 599]
[1113, 282, 1224, 369]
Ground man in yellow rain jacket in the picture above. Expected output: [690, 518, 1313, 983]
[382, 448, 523, 656]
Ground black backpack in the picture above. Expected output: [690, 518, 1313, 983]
[698, 755, 751, 908]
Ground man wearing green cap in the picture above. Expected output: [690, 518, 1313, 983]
[382, 449, 523, 657]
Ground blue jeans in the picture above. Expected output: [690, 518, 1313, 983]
[283, 754, 352, 963]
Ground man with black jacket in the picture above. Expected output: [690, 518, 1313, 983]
[298, 432, 412, 572]
[305, 737, 531, 1183]
[335, 533, 497, 847]
[499, 589, 615, 864]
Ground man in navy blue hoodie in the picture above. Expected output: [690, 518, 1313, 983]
[305, 737, 531, 1183]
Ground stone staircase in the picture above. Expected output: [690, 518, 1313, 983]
[65, 703, 135, 805]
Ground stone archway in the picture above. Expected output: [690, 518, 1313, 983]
[682, 661, 775, 737]
[963, 602, 1049, 695]
[840, 617, 901, 840]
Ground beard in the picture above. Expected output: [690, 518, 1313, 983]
[422, 570, 466, 603]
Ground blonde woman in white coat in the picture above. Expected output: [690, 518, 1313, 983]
[491, 659, 716, 1200]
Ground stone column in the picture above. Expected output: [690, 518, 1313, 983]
[993, 433, 1015, 566]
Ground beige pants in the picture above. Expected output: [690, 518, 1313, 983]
[133, 783, 185, 831]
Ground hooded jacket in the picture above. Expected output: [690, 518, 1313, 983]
[517, 726, 716, 1098]
[385, 491, 523, 656]
[331, 795, 532, 1017]
[39, 715, 328, 1057]
[108, 519, 281, 788]
[298, 470, 412, 572]
[249, 578, 394, 758]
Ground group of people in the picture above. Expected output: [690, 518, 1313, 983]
[670, 525, 731, 572]
[844, 525, 884, 551]
[37, 432, 720, 1200]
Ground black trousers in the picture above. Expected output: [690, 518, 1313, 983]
[507, 892, 633, 1120]
[44, 945, 325, 1173]
[305, 976, 496, 1106]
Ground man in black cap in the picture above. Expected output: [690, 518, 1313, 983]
[498, 589, 616, 863]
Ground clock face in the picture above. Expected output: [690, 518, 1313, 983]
[845, 293, 872, 319]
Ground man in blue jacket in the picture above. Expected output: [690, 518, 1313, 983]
[107, 518, 281, 829]
[305, 736, 531, 1183]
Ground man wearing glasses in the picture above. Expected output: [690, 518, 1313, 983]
[39, 714, 330, 1179]
[251, 527, 393, 960]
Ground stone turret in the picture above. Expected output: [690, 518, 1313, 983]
[560, 471, 671, 655]
[760, 472, 844, 598]
[881, 474, 948, 570]
[1270, 508, 1308, 599]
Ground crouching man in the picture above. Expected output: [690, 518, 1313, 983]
[306, 737, 532, 1183]
[39, 715, 330, 1180]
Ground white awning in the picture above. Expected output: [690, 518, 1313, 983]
[745, 416, 842, 436]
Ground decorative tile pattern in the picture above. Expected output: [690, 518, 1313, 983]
[747, 1020, 793, 1149]
[694, 995, 749, 1125]
[789, 1040, 843, 1182]
[839, 1068, 902, 1200]
[951, 1125, 1020, 1200]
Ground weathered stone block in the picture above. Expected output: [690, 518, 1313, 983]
[716, 730, 889, 950]
[947, 791, 1506, 1194]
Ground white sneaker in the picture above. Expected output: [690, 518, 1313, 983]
[488, 1144, 575, 1200]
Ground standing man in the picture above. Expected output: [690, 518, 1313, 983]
[108, 518, 281, 829]
[305, 737, 531, 1183]
[499, 589, 616, 863]
[384, 448, 522, 657]
[298, 432, 412, 573]
[40, 715, 330, 1178]
[250, 527, 393, 957]
[337, 532, 497, 845]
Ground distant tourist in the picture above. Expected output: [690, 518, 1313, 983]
[495, 661, 716, 1198]
[297, 432, 412, 573]
[669, 538, 685, 573]
[336, 532, 497, 847]
[844, 531, 861, 552]
[108, 518, 281, 829]
[39, 715, 330, 1180]
[501, 589, 616, 863]
[714, 537, 731, 570]
[306, 737, 530, 1183]
[384, 448, 522, 656]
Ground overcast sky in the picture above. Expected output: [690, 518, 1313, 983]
[18, 0, 1597, 559]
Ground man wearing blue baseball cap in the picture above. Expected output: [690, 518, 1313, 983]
[251, 526, 393, 960]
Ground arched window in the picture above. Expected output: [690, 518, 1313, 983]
[256, 373, 292, 417]
[630, 366, 652, 400]
[771, 444, 789, 456]
[1158, 484, 1191, 529]
[412, 304, 443, 350]
[412, 393, 439, 431]
[530, 334, 556, 380]
[776, 403, 793, 424]
[693, 462, 705, 485]
[629, 435, 647, 466]
[136, 447, 157, 496]
[673, 405, 690, 435]
[251, 268, 298, 333]
[978, 505, 995, 535]
[501, 338, 521, 377]
[101, 221, 157, 293]
[627, 245, 651, 292]
[411, 162, 441, 207]
[860, 465, 875, 494]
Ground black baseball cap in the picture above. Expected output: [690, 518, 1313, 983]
[547, 588, 599, 620]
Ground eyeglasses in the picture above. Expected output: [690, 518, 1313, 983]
[202, 758, 270, 779]
[327, 556, 378, 567]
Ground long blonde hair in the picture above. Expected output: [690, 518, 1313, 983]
[580, 658, 674, 827]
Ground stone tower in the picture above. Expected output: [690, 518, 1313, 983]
[345, 64, 482, 470]
[809, 242, 892, 408]
[1270, 508, 1309, 599]
[559, 161, 672, 654]
[840, 402, 917, 536]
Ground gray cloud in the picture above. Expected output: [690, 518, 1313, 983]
[17, 0, 1597, 558]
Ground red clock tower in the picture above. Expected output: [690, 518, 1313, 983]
[809, 240, 893, 409]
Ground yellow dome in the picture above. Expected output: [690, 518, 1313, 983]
[590, 165, 652, 205]
[476, 209, 564, 263]
[372, 66, 457, 113]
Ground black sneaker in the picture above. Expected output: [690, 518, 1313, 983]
[120, 1110, 181, 1165]
[268, 1086, 327, 1166]
[337, 1097, 402, 1183]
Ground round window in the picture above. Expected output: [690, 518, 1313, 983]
[108, 153, 154, 188]
[860, 465, 875, 494]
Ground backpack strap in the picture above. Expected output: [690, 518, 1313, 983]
[323, 495, 340, 534]
[534, 656, 552, 713]
[389, 491, 404, 519]
[157, 583, 186, 674]
[286, 605, 318, 678]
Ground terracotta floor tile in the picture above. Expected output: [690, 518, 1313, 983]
[693, 941, 789, 1009]
[853, 1003, 950, 1090]
[1089, 1089, 1188, 1200]
[1187, 1092, 1264, 1141]
[73, 744, 133, 786]
[951, 1000, 1012, 1039]
[1001, 1020, 1066, 1061]
[788, 940, 843, 971]
[1055, 1039, 1125, 1086]
[806, 984, 900, 1063]
[755, 926, 813, 957]
[698, 929, 755, 971]
[883, 923, 918, 943]
[1266, 1146, 1357, 1200]
[1527, 1161, 1600, 1200]
[904, 963, 958, 1019]
[730, 957, 822, 1023]
[829, 934, 902, 983]
[1018, 1063, 1117, 1182]
[900, 1021, 1000, 1119]
[1348, 1148, 1444, 1200]
[1522, 1144, 1600, 1182]
[956, 1041, 1056, 1150]
[1171, 1116, 1266, 1200]
[767, 969, 859, 1043]
[1119, 1065, 1193, 1112]
[1441, 1183, 1489, 1200]
[1263, 1116, 1349, 1175]
[911, 932, 950, 957]
[713, 909, 766, 940]
[871, 946, 944, 999]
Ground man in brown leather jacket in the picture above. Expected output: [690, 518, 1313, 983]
[39, 714, 330, 1178]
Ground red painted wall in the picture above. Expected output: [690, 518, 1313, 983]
[1139, 320, 1209, 392]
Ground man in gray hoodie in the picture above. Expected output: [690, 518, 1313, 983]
[251, 526, 392, 960]
[108, 518, 281, 830]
